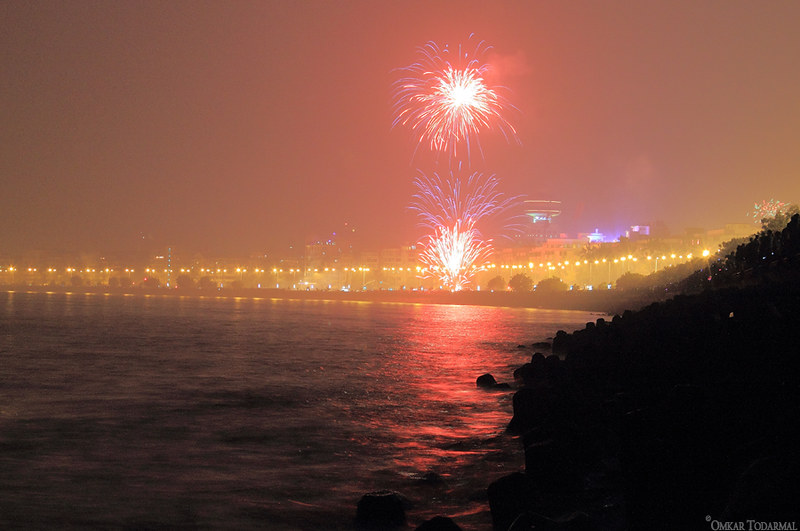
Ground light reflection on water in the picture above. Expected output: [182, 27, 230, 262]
[0, 291, 599, 530]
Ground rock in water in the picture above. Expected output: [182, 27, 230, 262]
[415, 515, 462, 530]
[476, 373, 498, 388]
[355, 490, 406, 529]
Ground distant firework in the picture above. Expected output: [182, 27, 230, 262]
[751, 199, 786, 223]
[411, 171, 515, 291]
[392, 36, 519, 164]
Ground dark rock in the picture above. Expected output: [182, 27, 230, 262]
[508, 511, 591, 531]
[523, 436, 580, 507]
[355, 490, 406, 529]
[476, 373, 498, 388]
[532, 341, 551, 349]
[552, 330, 571, 354]
[721, 456, 800, 521]
[513, 364, 528, 385]
[508, 387, 552, 435]
[517, 344, 528, 349]
[415, 515, 462, 531]
[494, 382, 511, 389]
[487, 472, 535, 531]
[544, 354, 561, 372]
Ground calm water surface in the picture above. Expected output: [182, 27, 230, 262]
[0, 291, 599, 529]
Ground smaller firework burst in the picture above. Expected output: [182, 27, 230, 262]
[411, 170, 515, 291]
[410, 170, 515, 229]
[418, 219, 492, 291]
[751, 199, 786, 223]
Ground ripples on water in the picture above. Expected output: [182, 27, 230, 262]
[0, 291, 599, 529]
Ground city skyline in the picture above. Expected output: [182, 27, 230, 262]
[2, 1, 799, 257]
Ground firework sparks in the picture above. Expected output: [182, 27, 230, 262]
[392, 36, 519, 164]
[410, 170, 516, 229]
[751, 199, 787, 223]
[418, 219, 492, 291]
[411, 170, 515, 291]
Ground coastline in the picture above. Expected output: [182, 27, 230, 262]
[0, 285, 658, 314]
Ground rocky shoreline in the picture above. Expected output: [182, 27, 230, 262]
[483, 279, 800, 530]
[356, 216, 800, 530]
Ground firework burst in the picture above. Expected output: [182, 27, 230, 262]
[392, 36, 519, 164]
[410, 170, 516, 229]
[418, 219, 492, 292]
[411, 170, 516, 291]
[751, 199, 787, 223]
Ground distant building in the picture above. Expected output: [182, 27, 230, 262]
[524, 199, 562, 224]
[587, 229, 605, 243]
[626, 225, 650, 239]
[518, 199, 564, 244]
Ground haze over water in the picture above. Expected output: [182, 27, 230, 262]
[0, 291, 599, 529]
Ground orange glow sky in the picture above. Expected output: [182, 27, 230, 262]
[1, 1, 798, 257]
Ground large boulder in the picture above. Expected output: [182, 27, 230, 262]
[476, 373, 498, 388]
[523, 436, 580, 509]
[721, 456, 800, 522]
[487, 472, 535, 531]
[477, 373, 510, 390]
[507, 511, 591, 531]
[508, 387, 554, 435]
[415, 515, 462, 531]
[355, 490, 407, 529]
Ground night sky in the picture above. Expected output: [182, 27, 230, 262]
[2, 1, 799, 257]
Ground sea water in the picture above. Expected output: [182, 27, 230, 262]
[0, 291, 599, 529]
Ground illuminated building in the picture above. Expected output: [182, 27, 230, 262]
[516, 199, 564, 245]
